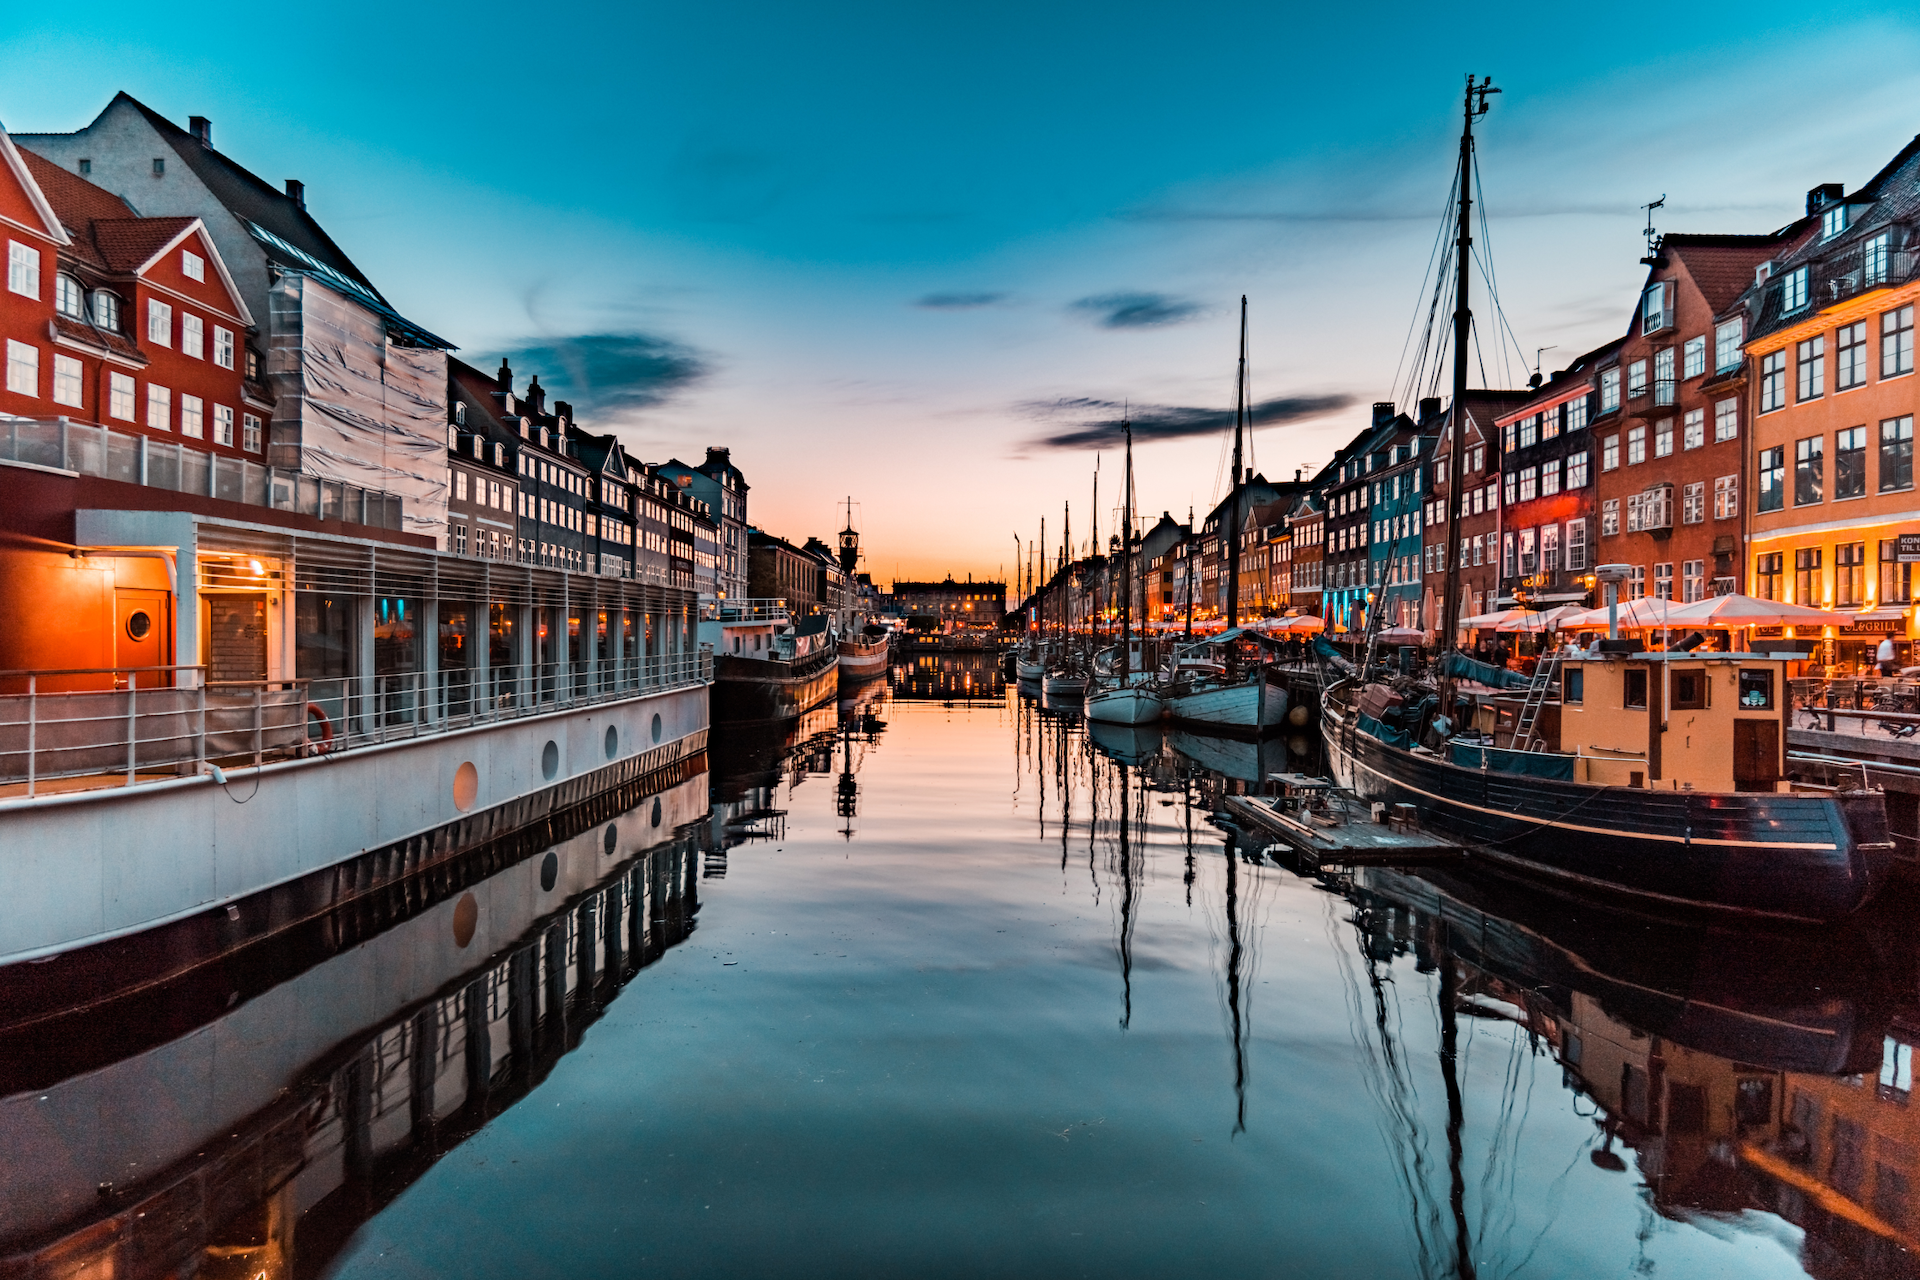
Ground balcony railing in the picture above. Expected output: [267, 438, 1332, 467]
[0, 651, 711, 799]
[0, 415, 404, 531]
[1756, 247, 1920, 336]
[699, 596, 790, 623]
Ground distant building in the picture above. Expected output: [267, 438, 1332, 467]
[657, 448, 748, 598]
[890, 576, 1005, 623]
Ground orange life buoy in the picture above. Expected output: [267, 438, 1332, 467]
[305, 703, 334, 752]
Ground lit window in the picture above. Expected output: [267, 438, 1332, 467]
[52, 353, 82, 407]
[6, 339, 39, 396]
[214, 325, 234, 369]
[1713, 474, 1738, 520]
[180, 393, 203, 438]
[214, 403, 234, 446]
[7, 241, 40, 298]
[147, 299, 172, 346]
[109, 372, 136, 420]
[147, 384, 171, 429]
[55, 274, 84, 317]
[182, 249, 204, 281]
[181, 313, 204, 360]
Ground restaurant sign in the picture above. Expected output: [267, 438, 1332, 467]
[1901, 533, 1920, 564]
[1841, 615, 1907, 635]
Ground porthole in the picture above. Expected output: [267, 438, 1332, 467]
[650, 797, 663, 828]
[540, 850, 558, 891]
[125, 610, 153, 642]
[603, 823, 618, 856]
[453, 761, 479, 811]
[541, 739, 559, 780]
[452, 892, 478, 948]
[650, 712, 663, 744]
[605, 725, 619, 759]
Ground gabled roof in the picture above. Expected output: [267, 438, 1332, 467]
[0, 124, 68, 245]
[1662, 234, 1800, 315]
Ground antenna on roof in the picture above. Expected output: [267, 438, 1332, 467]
[1639, 194, 1666, 264]
[1530, 345, 1557, 389]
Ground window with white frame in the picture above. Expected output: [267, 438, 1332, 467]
[1601, 368, 1621, 411]
[1760, 350, 1787, 411]
[181, 313, 204, 360]
[213, 404, 234, 446]
[1566, 519, 1587, 571]
[6, 339, 38, 395]
[214, 325, 234, 369]
[1601, 498, 1620, 536]
[147, 384, 171, 429]
[1540, 458, 1561, 496]
[1714, 398, 1739, 441]
[52, 353, 82, 407]
[1567, 397, 1589, 432]
[55, 273, 84, 318]
[182, 249, 205, 281]
[109, 372, 136, 420]
[180, 393, 203, 437]
[1629, 565, 1646, 599]
[1627, 359, 1648, 399]
[1519, 415, 1538, 449]
[1518, 528, 1535, 575]
[1626, 493, 1645, 532]
[1518, 466, 1537, 502]
[1884, 305, 1914, 378]
[1654, 562, 1674, 599]
[1566, 451, 1589, 488]
[1602, 434, 1620, 470]
[8, 241, 40, 298]
[1865, 232, 1892, 286]
[1782, 265, 1810, 313]
[1627, 424, 1647, 465]
[242, 412, 262, 452]
[1503, 471, 1517, 505]
[1642, 282, 1670, 332]
[1682, 408, 1705, 450]
[147, 299, 172, 346]
[92, 290, 120, 332]
[1683, 335, 1706, 379]
[1654, 418, 1674, 457]
[1541, 407, 1561, 440]
[1683, 559, 1705, 602]
[1713, 474, 1738, 519]
[1682, 481, 1705, 524]
[1541, 523, 1560, 572]
[1822, 203, 1850, 240]
[1715, 318, 1743, 372]
[1838, 321, 1868, 389]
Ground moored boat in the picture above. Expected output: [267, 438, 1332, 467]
[838, 627, 890, 682]
[709, 611, 839, 722]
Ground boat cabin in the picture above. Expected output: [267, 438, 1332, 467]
[1555, 653, 1792, 793]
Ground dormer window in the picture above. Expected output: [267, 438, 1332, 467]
[55, 274, 85, 318]
[454, 402, 466, 425]
[1641, 281, 1672, 334]
[1822, 203, 1850, 241]
[90, 290, 120, 332]
[1782, 265, 1811, 314]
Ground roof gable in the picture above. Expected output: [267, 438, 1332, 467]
[0, 125, 68, 246]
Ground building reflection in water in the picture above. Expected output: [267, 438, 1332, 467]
[889, 652, 1006, 703]
[706, 681, 889, 852]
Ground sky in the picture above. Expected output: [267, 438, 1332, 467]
[7, 3, 1920, 584]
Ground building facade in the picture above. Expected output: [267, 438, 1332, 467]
[1490, 350, 1613, 613]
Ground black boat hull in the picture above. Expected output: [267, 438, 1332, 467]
[1324, 704, 1892, 922]
[712, 649, 840, 723]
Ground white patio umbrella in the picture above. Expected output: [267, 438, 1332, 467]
[1658, 593, 1837, 629]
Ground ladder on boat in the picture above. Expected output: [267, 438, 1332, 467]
[1510, 651, 1561, 752]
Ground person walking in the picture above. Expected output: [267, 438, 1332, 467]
[1878, 634, 1899, 678]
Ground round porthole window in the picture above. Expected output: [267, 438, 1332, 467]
[540, 850, 559, 891]
[603, 823, 618, 856]
[452, 892, 478, 948]
[605, 725, 619, 759]
[125, 610, 152, 642]
[650, 713, 663, 744]
[541, 739, 559, 780]
[650, 797, 663, 828]
[452, 761, 479, 811]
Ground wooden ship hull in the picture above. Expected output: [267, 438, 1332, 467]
[1165, 669, 1288, 734]
[711, 648, 839, 723]
[837, 634, 890, 682]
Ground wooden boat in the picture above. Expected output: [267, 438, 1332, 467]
[711, 615, 839, 722]
[837, 627, 890, 682]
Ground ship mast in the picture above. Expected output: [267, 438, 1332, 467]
[1227, 296, 1247, 631]
[1439, 75, 1499, 652]
[1119, 417, 1133, 671]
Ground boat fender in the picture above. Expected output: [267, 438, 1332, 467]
[305, 703, 335, 752]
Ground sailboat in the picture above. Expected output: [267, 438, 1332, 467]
[1317, 77, 1892, 922]
[1043, 501, 1088, 699]
[1164, 297, 1288, 735]
[1087, 417, 1165, 724]
[1015, 518, 1049, 683]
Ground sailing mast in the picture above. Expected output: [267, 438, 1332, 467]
[1062, 501, 1072, 642]
[1091, 458, 1100, 636]
[1226, 296, 1247, 631]
[1439, 75, 1500, 652]
[1119, 417, 1133, 673]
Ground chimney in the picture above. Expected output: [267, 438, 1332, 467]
[1418, 396, 1442, 420]
[705, 446, 731, 470]
[496, 357, 513, 392]
[189, 116, 213, 148]
[285, 179, 305, 210]
[1371, 401, 1395, 428]
[1806, 183, 1844, 216]
[554, 399, 572, 426]
[525, 375, 547, 416]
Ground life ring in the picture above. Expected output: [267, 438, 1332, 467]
[305, 703, 334, 752]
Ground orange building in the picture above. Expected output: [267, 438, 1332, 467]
[1744, 140, 1920, 670]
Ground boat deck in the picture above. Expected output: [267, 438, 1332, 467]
[1225, 774, 1467, 865]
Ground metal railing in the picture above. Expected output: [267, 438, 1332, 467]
[0, 651, 711, 797]
[0, 415, 404, 531]
[699, 597, 789, 623]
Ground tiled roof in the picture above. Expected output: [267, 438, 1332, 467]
[49, 314, 145, 364]
[88, 216, 196, 272]
[16, 148, 133, 257]
[1664, 236, 1793, 314]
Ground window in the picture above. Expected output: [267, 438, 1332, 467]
[1683, 481, 1705, 524]
[1630, 564, 1646, 599]
[243, 413, 262, 452]
[1643, 282, 1670, 333]
[182, 250, 204, 282]
[1540, 458, 1561, 496]
[1624, 668, 1649, 709]
[1681, 408, 1705, 451]
[52, 353, 82, 407]
[1627, 359, 1648, 398]
[147, 384, 171, 429]
[1470, 445, 1484, 472]
[213, 404, 234, 446]
[1865, 232, 1891, 286]
[1541, 408, 1561, 440]
[1823, 203, 1850, 240]
[179, 394, 203, 438]
[1566, 397, 1589, 432]
[1518, 466, 1537, 502]
[181, 313, 204, 360]
[1683, 560, 1705, 603]
[1519, 527, 1536, 574]
[1715, 318, 1743, 373]
[1797, 336, 1825, 400]
[1760, 350, 1787, 411]
[1683, 335, 1706, 379]
[147, 299, 172, 346]
[1601, 498, 1620, 536]
[1836, 542, 1867, 607]
[1838, 321, 1868, 389]
[1502, 533, 1516, 577]
[1714, 398, 1739, 442]
[1794, 436, 1823, 505]
[91, 290, 120, 331]
[109, 372, 135, 420]
[1782, 265, 1810, 313]
[1654, 347, 1675, 403]
[1739, 668, 1775, 710]
[1518, 415, 1538, 449]
[1562, 668, 1584, 704]
[55, 273, 84, 317]
[1884, 305, 1914, 378]
[8, 241, 40, 297]
[1503, 471, 1517, 505]
[1566, 519, 1587, 571]
[1794, 547, 1822, 605]
[1758, 446, 1785, 512]
[1627, 424, 1647, 465]
[1654, 418, 1674, 457]
[1566, 451, 1589, 489]
[1713, 474, 1738, 520]
[1601, 368, 1620, 411]
[6, 339, 38, 396]
[1540, 523, 1561, 573]
[245, 347, 260, 381]
[1602, 434, 1620, 470]
[152, 157, 165, 176]
[1884, 539, 1914, 604]
[1883, 416, 1915, 492]
[1756, 552, 1783, 600]
[214, 325, 234, 369]
[1835, 426, 1867, 498]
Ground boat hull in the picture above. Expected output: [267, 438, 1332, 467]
[1166, 670, 1288, 734]
[1084, 685, 1164, 724]
[837, 637, 890, 682]
[1015, 657, 1047, 681]
[712, 649, 840, 723]
[1042, 675, 1087, 699]
[1322, 703, 1893, 922]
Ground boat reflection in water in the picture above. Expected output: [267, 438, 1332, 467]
[706, 681, 889, 855]
[0, 763, 711, 1280]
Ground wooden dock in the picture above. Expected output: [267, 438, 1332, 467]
[1224, 778, 1466, 865]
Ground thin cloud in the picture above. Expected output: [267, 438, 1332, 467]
[1070, 292, 1202, 329]
[501, 332, 708, 421]
[915, 291, 1009, 309]
[1021, 393, 1355, 450]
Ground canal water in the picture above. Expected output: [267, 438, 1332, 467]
[6, 654, 1918, 1279]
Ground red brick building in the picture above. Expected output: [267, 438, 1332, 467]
[1422, 388, 1532, 633]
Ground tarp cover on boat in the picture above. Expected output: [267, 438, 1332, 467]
[1356, 713, 1413, 750]
[1449, 741, 1576, 780]
[1439, 652, 1533, 691]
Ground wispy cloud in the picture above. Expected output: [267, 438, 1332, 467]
[1069, 291, 1202, 329]
[501, 332, 708, 421]
[1020, 393, 1354, 450]
[915, 291, 1009, 309]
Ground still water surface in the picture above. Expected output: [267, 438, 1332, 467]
[8, 662, 1919, 1279]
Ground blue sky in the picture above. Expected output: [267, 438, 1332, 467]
[8, 3, 1920, 581]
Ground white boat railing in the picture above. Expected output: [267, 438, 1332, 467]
[699, 597, 791, 624]
[0, 652, 712, 799]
